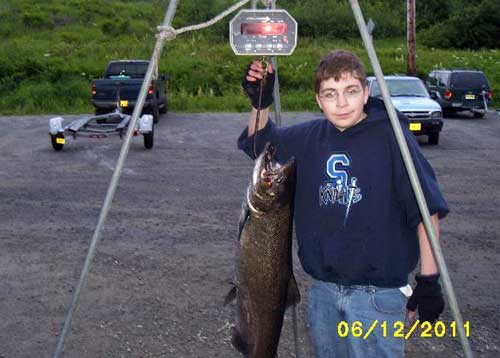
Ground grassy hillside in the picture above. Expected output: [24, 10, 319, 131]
[0, 0, 498, 114]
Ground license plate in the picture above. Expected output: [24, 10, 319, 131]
[465, 94, 476, 100]
[120, 100, 129, 107]
[56, 138, 65, 144]
[410, 123, 421, 131]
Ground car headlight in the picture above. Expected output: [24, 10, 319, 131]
[431, 111, 442, 119]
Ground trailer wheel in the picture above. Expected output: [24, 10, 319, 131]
[428, 132, 439, 145]
[51, 133, 65, 151]
[143, 105, 160, 124]
[143, 127, 154, 149]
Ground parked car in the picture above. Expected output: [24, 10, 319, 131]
[367, 76, 443, 145]
[91, 60, 168, 123]
[426, 69, 491, 118]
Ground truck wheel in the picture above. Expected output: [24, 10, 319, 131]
[443, 109, 454, 118]
[428, 132, 439, 145]
[143, 127, 154, 149]
[159, 99, 167, 114]
[152, 104, 160, 124]
[473, 111, 485, 118]
[51, 133, 65, 151]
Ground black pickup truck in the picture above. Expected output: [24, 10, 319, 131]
[91, 60, 168, 123]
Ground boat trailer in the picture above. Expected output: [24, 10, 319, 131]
[48, 106, 154, 151]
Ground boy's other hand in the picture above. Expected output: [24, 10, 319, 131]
[406, 273, 444, 323]
[242, 60, 275, 110]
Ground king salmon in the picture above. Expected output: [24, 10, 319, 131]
[225, 143, 300, 358]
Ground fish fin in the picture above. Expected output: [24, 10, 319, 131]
[285, 275, 301, 308]
[238, 196, 250, 241]
[224, 285, 237, 306]
[231, 326, 249, 356]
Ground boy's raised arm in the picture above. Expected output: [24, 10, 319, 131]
[242, 60, 275, 136]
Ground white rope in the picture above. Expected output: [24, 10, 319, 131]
[158, 0, 251, 39]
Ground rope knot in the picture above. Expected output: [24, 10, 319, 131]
[157, 25, 177, 41]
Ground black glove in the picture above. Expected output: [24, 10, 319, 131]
[407, 273, 445, 323]
[242, 62, 275, 110]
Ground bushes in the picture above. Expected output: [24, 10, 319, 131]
[0, 77, 90, 114]
[282, 0, 405, 39]
[420, 0, 500, 49]
[0, 0, 499, 114]
[416, 2, 452, 30]
[170, 0, 407, 40]
[100, 19, 132, 36]
[21, 8, 54, 29]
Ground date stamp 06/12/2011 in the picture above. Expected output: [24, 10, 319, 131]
[337, 320, 471, 340]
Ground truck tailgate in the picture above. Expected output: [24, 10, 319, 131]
[92, 79, 146, 102]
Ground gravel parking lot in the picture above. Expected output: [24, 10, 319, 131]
[1, 110, 499, 357]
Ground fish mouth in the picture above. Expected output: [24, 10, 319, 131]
[263, 143, 277, 173]
[252, 143, 295, 190]
[261, 143, 283, 184]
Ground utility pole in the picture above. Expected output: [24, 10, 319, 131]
[407, 0, 416, 76]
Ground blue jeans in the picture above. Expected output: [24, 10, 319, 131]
[308, 279, 407, 358]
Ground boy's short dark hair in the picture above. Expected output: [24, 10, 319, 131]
[315, 50, 367, 93]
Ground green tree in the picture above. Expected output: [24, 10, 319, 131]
[416, 1, 452, 30]
[421, 0, 500, 49]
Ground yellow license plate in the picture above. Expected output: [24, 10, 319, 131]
[120, 100, 129, 107]
[465, 94, 475, 100]
[56, 138, 65, 144]
[409, 123, 421, 131]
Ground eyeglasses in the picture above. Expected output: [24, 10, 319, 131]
[318, 87, 364, 102]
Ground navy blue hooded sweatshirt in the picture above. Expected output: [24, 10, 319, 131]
[237, 98, 449, 287]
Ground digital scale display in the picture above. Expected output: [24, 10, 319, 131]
[230, 9, 297, 56]
[241, 22, 288, 36]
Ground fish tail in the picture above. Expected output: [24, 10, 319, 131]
[285, 275, 301, 309]
[231, 326, 250, 356]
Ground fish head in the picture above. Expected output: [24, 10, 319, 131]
[252, 143, 295, 206]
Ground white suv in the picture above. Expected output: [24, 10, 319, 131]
[367, 76, 443, 145]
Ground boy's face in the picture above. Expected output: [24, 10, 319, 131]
[315, 72, 369, 131]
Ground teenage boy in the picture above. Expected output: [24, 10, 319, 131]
[237, 50, 448, 357]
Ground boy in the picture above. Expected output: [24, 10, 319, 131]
[237, 50, 448, 357]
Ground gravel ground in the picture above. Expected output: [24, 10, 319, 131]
[0, 110, 499, 357]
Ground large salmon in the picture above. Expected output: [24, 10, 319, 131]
[226, 143, 300, 358]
